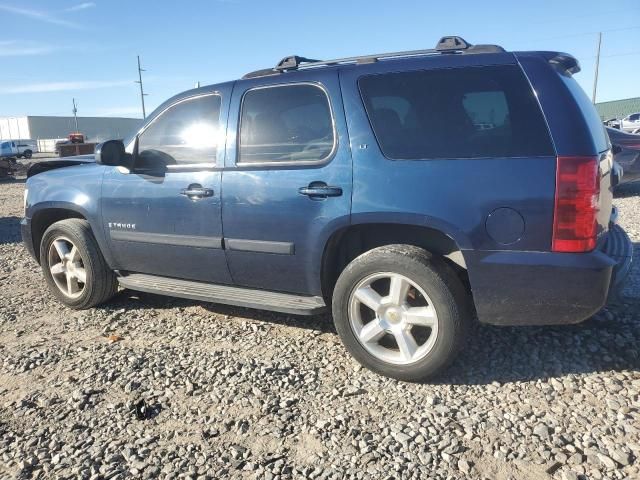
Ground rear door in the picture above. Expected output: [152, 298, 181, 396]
[221, 70, 352, 295]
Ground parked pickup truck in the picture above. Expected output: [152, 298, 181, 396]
[0, 140, 18, 158]
[22, 37, 632, 381]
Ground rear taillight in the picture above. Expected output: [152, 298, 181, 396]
[552, 156, 600, 253]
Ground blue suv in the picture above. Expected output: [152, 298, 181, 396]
[22, 37, 632, 381]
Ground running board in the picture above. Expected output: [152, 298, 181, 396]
[117, 273, 326, 316]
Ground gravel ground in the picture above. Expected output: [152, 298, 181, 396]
[1, 173, 639, 480]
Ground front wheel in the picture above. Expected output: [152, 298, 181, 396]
[40, 219, 118, 309]
[23, 150, 32, 159]
[332, 245, 471, 382]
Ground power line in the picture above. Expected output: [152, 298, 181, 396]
[515, 25, 640, 45]
[601, 50, 640, 59]
[572, 50, 640, 62]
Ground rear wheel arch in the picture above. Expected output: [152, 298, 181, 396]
[321, 223, 470, 300]
[331, 243, 471, 381]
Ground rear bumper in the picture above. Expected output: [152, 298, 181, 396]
[605, 224, 633, 303]
[466, 224, 633, 326]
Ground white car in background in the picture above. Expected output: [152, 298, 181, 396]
[620, 113, 640, 133]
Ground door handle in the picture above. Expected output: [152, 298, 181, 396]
[180, 184, 214, 200]
[298, 183, 343, 199]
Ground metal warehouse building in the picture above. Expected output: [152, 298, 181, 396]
[0, 116, 142, 152]
[595, 97, 640, 121]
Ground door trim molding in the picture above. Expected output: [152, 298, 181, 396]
[224, 238, 295, 255]
[110, 230, 223, 249]
[110, 230, 294, 254]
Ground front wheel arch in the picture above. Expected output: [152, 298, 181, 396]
[30, 208, 87, 263]
[40, 218, 117, 309]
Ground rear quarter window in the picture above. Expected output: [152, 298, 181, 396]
[358, 65, 555, 160]
[558, 74, 609, 153]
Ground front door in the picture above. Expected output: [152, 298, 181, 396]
[221, 71, 352, 296]
[101, 89, 232, 284]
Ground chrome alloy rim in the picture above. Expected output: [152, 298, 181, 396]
[47, 236, 87, 298]
[348, 272, 439, 365]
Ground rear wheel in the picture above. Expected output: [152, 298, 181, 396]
[24, 149, 32, 159]
[40, 219, 118, 309]
[332, 245, 470, 381]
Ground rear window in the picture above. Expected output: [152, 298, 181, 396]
[559, 75, 609, 153]
[358, 65, 554, 160]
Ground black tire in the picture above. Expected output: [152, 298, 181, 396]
[332, 245, 471, 382]
[40, 219, 118, 309]
[24, 150, 32, 159]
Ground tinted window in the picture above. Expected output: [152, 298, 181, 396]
[359, 65, 554, 159]
[239, 84, 334, 164]
[138, 94, 221, 166]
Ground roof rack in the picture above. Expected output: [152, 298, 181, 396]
[243, 36, 505, 79]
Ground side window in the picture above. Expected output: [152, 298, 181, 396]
[238, 84, 334, 164]
[629, 113, 640, 121]
[137, 94, 221, 166]
[358, 65, 554, 159]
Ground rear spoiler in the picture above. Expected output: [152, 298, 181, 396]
[538, 51, 581, 75]
[548, 53, 580, 74]
[515, 51, 581, 75]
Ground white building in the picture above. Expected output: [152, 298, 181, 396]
[0, 116, 142, 152]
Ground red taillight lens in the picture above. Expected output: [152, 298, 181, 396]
[552, 156, 600, 253]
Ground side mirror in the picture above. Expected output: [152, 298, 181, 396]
[95, 140, 133, 169]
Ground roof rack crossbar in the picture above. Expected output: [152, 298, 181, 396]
[242, 37, 505, 79]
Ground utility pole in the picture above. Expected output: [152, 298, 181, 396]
[72, 98, 79, 132]
[135, 55, 148, 119]
[592, 32, 602, 103]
